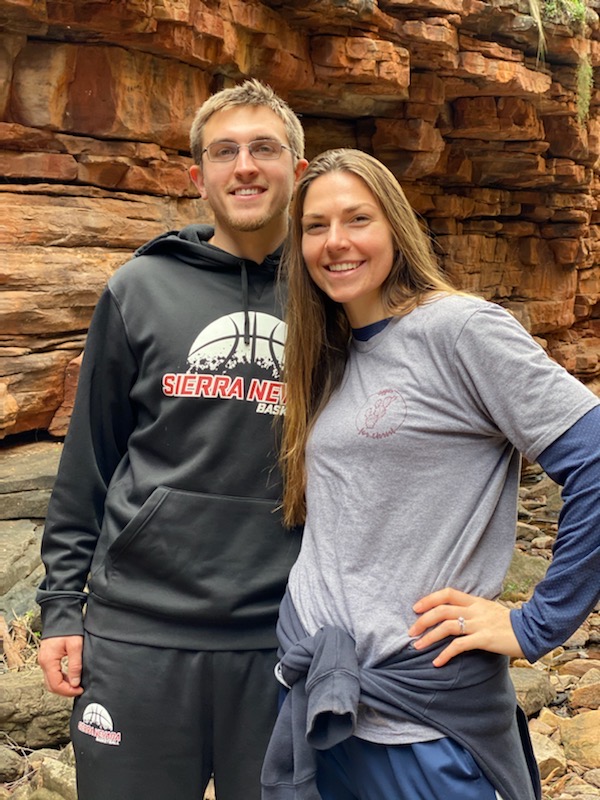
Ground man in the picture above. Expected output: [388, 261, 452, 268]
[37, 79, 308, 800]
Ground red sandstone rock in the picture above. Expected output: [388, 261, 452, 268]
[48, 353, 82, 438]
[449, 97, 545, 140]
[0, 151, 78, 181]
[380, 0, 464, 13]
[394, 17, 459, 71]
[11, 42, 209, 150]
[311, 36, 410, 93]
[0, 0, 599, 439]
[0, 189, 209, 249]
[0, 349, 78, 438]
[452, 52, 552, 97]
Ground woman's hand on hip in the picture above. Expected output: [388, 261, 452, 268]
[408, 587, 524, 667]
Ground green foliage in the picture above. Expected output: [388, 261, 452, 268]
[576, 54, 594, 122]
[528, 0, 587, 60]
[543, 0, 587, 27]
[528, 1, 593, 125]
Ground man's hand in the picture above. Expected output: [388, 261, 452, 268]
[408, 587, 524, 667]
[38, 635, 84, 696]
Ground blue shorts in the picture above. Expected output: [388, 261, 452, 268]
[316, 735, 502, 800]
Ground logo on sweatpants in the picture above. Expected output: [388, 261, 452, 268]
[77, 703, 122, 746]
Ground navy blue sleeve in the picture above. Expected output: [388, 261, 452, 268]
[510, 405, 600, 662]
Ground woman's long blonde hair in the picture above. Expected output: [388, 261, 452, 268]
[281, 149, 457, 526]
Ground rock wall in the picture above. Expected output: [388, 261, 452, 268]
[1, 0, 600, 439]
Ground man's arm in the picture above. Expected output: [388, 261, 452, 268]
[37, 288, 137, 689]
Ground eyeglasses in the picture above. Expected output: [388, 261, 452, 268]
[201, 139, 294, 163]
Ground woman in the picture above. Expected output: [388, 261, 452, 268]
[261, 149, 600, 800]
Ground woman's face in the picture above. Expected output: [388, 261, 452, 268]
[300, 171, 395, 328]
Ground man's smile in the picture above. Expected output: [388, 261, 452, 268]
[230, 186, 266, 197]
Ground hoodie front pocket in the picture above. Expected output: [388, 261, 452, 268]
[92, 486, 292, 624]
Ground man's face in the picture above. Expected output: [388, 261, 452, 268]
[190, 106, 307, 246]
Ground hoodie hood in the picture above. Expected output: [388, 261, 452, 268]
[134, 224, 283, 271]
[135, 224, 284, 345]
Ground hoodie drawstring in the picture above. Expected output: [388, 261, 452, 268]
[241, 262, 250, 345]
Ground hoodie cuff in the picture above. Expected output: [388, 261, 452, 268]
[39, 597, 86, 639]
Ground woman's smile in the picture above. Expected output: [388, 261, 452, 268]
[301, 171, 395, 327]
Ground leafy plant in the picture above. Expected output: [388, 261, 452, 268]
[543, 0, 587, 27]
[528, 1, 593, 125]
[576, 54, 594, 122]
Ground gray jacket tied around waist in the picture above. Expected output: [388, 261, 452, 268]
[261, 590, 540, 800]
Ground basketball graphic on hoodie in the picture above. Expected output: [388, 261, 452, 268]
[187, 312, 286, 380]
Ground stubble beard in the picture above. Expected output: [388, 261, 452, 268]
[227, 212, 273, 232]
[225, 194, 292, 234]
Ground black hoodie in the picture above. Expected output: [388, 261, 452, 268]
[37, 224, 301, 650]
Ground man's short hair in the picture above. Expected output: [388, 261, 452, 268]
[189, 79, 305, 165]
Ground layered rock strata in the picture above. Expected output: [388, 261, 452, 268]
[1, 0, 600, 438]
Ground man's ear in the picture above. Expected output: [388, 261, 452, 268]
[294, 158, 309, 182]
[189, 164, 206, 198]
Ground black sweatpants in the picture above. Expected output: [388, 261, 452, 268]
[70, 631, 279, 800]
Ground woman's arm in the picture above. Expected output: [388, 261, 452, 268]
[409, 406, 600, 666]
